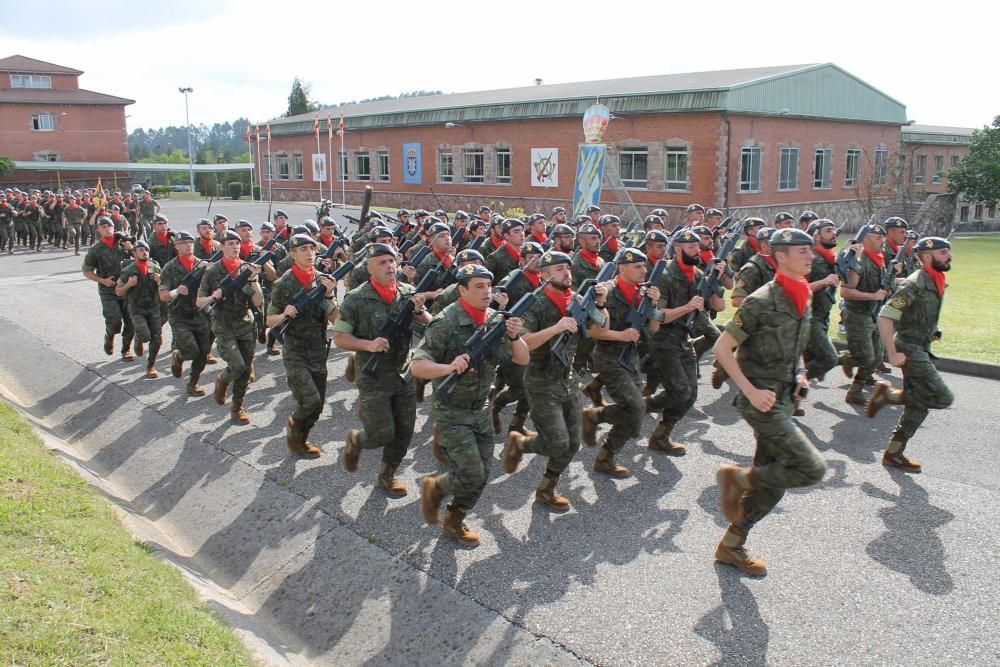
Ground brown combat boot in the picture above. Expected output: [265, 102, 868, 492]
[145, 365, 160, 379]
[648, 422, 687, 456]
[717, 465, 754, 524]
[343, 428, 362, 472]
[170, 350, 183, 378]
[345, 352, 356, 383]
[715, 525, 767, 576]
[286, 417, 320, 458]
[501, 431, 527, 474]
[793, 403, 806, 417]
[534, 475, 571, 512]
[710, 362, 728, 390]
[845, 383, 866, 405]
[491, 402, 503, 434]
[442, 505, 480, 546]
[213, 376, 229, 405]
[508, 413, 536, 437]
[866, 381, 900, 418]
[431, 424, 445, 463]
[840, 351, 854, 379]
[135, 341, 144, 356]
[581, 407, 603, 448]
[581, 377, 606, 407]
[377, 462, 408, 497]
[882, 440, 921, 473]
[186, 380, 206, 397]
[420, 475, 444, 524]
[121, 348, 135, 361]
[205, 354, 219, 365]
[593, 446, 629, 478]
[103, 333, 114, 356]
[231, 398, 250, 425]
[248, 362, 256, 384]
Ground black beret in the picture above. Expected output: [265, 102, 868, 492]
[770, 228, 814, 247]
[905, 230, 919, 240]
[456, 249, 484, 264]
[454, 210, 470, 221]
[478, 205, 491, 213]
[914, 236, 951, 252]
[522, 241, 544, 257]
[304, 220, 320, 234]
[883, 216, 909, 230]
[273, 210, 288, 219]
[261, 221, 276, 232]
[774, 212, 794, 224]
[577, 223, 601, 236]
[434, 209, 447, 217]
[799, 210, 819, 222]
[174, 231, 195, 242]
[369, 226, 393, 240]
[110, 205, 120, 211]
[540, 251, 572, 268]
[134, 239, 150, 250]
[221, 230, 241, 243]
[235, 219, 253, 229]
[586, 204, 602, 213]
[644, 230, 669, 243]
[456, 263, 493, 284]
[197, 218, 212, 227]
[366, 211, 383, 221]
[706, 208, 723, 218]
[96, 216, 114, 227]
[414, 209, 430, 217]
[153, 213, 168, 223]
[599, 214, 621, 226]
[866, 224, 887, 236]
[528, 213, 547, 224]
[397, 208, 410, 216]
[686, 203, 706, 213]
[319, 216, 337, 227]
[552, 206, 567, 214]
[744, 217, 765, 229]
[289, 233, 317, 249]
[615, 248, 648, 265]
[428, 222, 450, 236]
[644, 215, 664, 227]
[290, 225, 308, 235]
[691, 225, 713, 236]
[501, 218, 525, 233]
[367, 242, 398, 258]
[674, 229, 700, 244]
[574, 214, 592, 225]
[756, 227, 776, 242]
[550, 224, 575, 237]
[650, 208, 669, 217]
[213, 214, 228, 222]
[806, 219, 836, 235]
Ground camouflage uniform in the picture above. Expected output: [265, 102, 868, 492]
[332, 281, 417, 466]
[732, 254, 776, 302]
[82, 239, 135, 350]
[570, 251, 605, 374]
[840, 252, 885, 387]
[117, 259, 163, 367]
[728, 238, 757, 272]
[194, 238, 221, 261]
[64, 204, 87, 253]
[159, 256, 211, 386]
[430, 282, 460, 315]
[149, 232, 176, 325]
[484, 245, 520, 283]
[198, 261, 257, 401]
[804, 251, 839, 379]
[491, 273, 541, 430]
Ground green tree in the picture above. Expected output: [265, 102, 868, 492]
[948, 115, 1000, 206]
[286, 78, 317, 117]
[0, 155, 14, 177]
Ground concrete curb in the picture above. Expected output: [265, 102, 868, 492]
[831, 340, 1000, 381]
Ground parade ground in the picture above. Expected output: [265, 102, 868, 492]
[1, 200, 998, 665]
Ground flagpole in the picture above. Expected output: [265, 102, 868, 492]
[247, 125, 255, 203]
[315, 116, 323, 202]
[339, 124, 346, 207]
[255, 124, 262, 204]
[266, 126, 273, 208]
[327, 116, 334, 204]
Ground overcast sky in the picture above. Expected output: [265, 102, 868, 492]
[3, 0, 996, 133]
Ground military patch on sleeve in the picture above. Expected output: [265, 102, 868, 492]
[734, 277, 746, 290]
[889, 293, 908, 309]
[732, 312, 744, 329]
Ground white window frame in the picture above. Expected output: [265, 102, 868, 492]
[618, 148, 648, 189]
[495, 148, 511, 185]
[739, 147, 761, 193]
[950, 155, 961, 168]
[438, 150, 453, 183]
[31, 113, 54, 132]
[292, 153, 304, 181]
[377, 150, 390, 182]
[844, 148, 861, 188]
[813, 148, 832, 189]
[355, 151, 371, 181]
[11, 74, 52, 89]
[664, 147, 688, 191]
[277, 153, 290, 180]
[778, 147, 799, 191]
[463, 150, 484, 183]
[932, 155, 944, 184]
[913, 154, 926, 185]
[874, 149, 889, 186]
[338, 151, 348, 181]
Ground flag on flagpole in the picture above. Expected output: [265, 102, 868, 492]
[327, 115, 333, 140]
[255, 124, 260, 143]
[245, 124, 251, 144]
[313, 117, 320, 141]
[338, 114, 344, 134]
[266, 123, 271, 141]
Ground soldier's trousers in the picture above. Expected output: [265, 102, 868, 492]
[841, 309, 882, 384]
[889, 344, 955, 443]
[735, 390, 826, 529]
[692, 316, 720, 362]
[594, 361, 644, 452]
[169, 315, 210, 381]
[283, 344, 330, 434]
[70, 223, 82, 253]
[523, 372, 582, 476]
[27, 221, 42, 249]
[99, 288, 135, 347]
[216, 333, 255, 400]
[573, 337, 596, 375]
[356, 376, 416, 465]
[435, 406, 495, 512]
[130, 306, 162, 365]
[0, 226, 11, 251]
[14, 221, 26, 245]
[494, 358, 528, 416]
[646, 341, 698, 426]
[805, 312, 838, 380]
[52, 224, 67, 248]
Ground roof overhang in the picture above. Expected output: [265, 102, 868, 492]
[13, 161, 253, 173]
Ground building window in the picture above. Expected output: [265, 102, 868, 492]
[355, 152, 371, 181]
[844, 149, 861, 188]
[739, 147, 761, 192]
[618, 148, 648, 188]
[11, 74, 51, 89]
[959, 206, 969, 222]
[377, 150, 390, 181]
[988, 206, 995, 219]
[338, 152, 348, 181]
[932, 155, 944, 183]
[874, 149, 888, 186]
[292, 153, 303, 180]
[31, 113, 54, 131]
[950, 155, 961, 168]
[277, 153, 290, 180]
[495, 149, 511, 184]
[34, 152, 59, 162]
[813, 149, 832, 189]
[463, 150, 484, 183]
[438, 151, 453, 183]
[913, 154, 926, 184]
[778, 147, 798, 191]
[664, 147, 688, 190]
[975, 204, 984, 220]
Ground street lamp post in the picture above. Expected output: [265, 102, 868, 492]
[178, 87, 195, 200]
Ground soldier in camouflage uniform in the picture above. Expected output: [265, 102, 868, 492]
[196, 230, 263, 424]
[484, 218, 524, 283]
[212, 214, 229, 243]
[137, 191, 159, 241]
[194, 219, 220, 260]
[20, 195, 44, 251]
[431, 249, 489, 315]
[116, 240, 164, 377]
[503, 251, 608, 511]
[147, 214, 176, 329]
[158, 232, 211, 395]
[413, 222, 455, 291]
[572, 223, 609, 405]
[714, 228, 826, 576]
[580, 249, 660, 478]
[549, 223, 576, 254]
[267, 234, 340, 459]
[334, 243, 431, 495]
[803, 220, 841, 382]
[412, 264, 529, 546]
[62, 196, 88, 256]
[597, 214, 622, 264]
[727, 217, 765, 273]
[865, 237, 955, 473]
[798, 210, 819, 232]
[645, 230, 726, 454]
[82, 217, 136, 360]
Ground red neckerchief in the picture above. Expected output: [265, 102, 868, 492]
[923, 265, 946, 298]
[291, 264, 315, 289]
[490, 235, 505, 250]
[221, 257, 241, 278]
[278, 226, 290, 239]
[504, 243, 521, 263]
[135, 259, 149, 278]
[111, 213, 120, 223]
[886, 240, 900, 254]
[69, 203, 78, 210]
[434, 249, 453, 269]
[319, 232, 335, 247]
[524, 270, 541, 289]
[605, 237, 619, 254]
[100, 236, 116, 249]
[775, 270, 810, 319]
[199, 237, 214, 255]
[615, 276, 640, 306]
[699, 249, 715, 267]
[676, 253, 696, 284]
[762, 255, 777, 271]
[544, 285, 572, 316]
[369, 277, 398, 304]
[864, 249, 885, 270]
[531, 231, 548, 244]
[815, 245, 836, 266]
[178, 255, 195, 273]
[458, 297, 487, 326]
[579, 249, 600, 270]
[747, 236, 760, 254]
[239, 241, 254, 260]
[155, 231, 170, 246]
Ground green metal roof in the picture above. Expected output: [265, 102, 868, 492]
[902, 125, 974, 145]
[13, 161, 252, 172]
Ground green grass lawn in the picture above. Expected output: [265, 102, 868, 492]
[0, 401, 254, 666]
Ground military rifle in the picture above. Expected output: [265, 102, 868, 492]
[200, 236, 279, 317]
[683, 219, 745, 333]
[170, 249, 223, 304]
[274, 247, 370, 336]
[835, 214, 875, 282]
[550, 261, 616, 368]
[618, 259, 667, 372]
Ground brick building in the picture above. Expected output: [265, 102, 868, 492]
[265, 63, 928, 226]
[0, 54, 133, 188]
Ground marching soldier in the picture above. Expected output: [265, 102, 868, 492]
[431, 249, 489, 316]
[572, 223, 609, 405]
[597, 215, 622, 263]
[82, 217, 136, 360]
[412, 264, 529, 546]
[334, 243, 431, 494]
[158, 232, 211, 395]
[803, 220, 841, 381]
[685, 204, 705, 227]
[865, 237, 955, 472]
[727, 217, 765, 271]
[116, 240, 164, 378]
[485, 218, 525, 282]
[714, 228, 826, 576]
[137, 190, 160, 240]
[212, 214, 229, 242]
[549, 223, 576, 253]
[63, 196, 88, 256]
[194, 219, 220, 260]
[798, 210, 819, 232]
[773, 212, 795, 229]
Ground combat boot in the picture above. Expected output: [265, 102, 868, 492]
[431, 424, 445, 463]
[845, 383, 866, 405]
[717, 465, 755, 524]
[345, 352, 356, 383]
[508, 413, 536, 437]
[171, 350, 183, 378]
[343, 428, 362, 472]
[186, 380, 206, 397]
[710, 362, 728, 390]
[248, 362, 256, 384]
[715, 525, 767, 576]
[534, 475, 571, 512]
[866, 381, 899, 418]
[205, 354, 219, 365]
[231, 398, 250, 425]
[377, 462, 408, 497]
[593, 446, 629, 478]
[648, 422, 687, 456]
[442, 505, 480, 546]
[213, 376, 229, 405]
[491, 402, 503, 435]
[839, 351, 854, 379]
[882, 440, 921, 473]
[420, 475, 444, 524]
[581, 407, 604, 448]
[581, 377, 605, 407]
[121, 348, 135, 361]
[145, 364, 160, 379]
[286, 417, 320, 458]
[135, 341, 144, 356]
[103, 333, 114, 356]
[792, 402, 806, 417]
[501, 431, 527, 474]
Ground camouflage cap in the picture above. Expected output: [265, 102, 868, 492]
[914, 236, 951, 252]
[769, 228, 813, 247]
[614, 248, 648, 265]
[289, 233, 317, 249]
[540, 251, 572, 268]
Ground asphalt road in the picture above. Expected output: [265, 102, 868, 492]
[0, 199, 997, 666]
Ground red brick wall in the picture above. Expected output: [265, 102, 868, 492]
[902, 143, 969, 194]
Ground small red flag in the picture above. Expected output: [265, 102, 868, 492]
[313, 117, 320, 141]
[265, 123, 271, 141]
